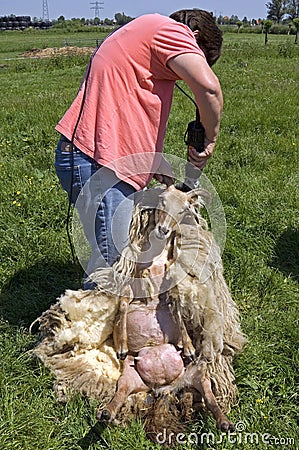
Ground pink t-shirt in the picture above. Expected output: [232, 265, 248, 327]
[56, 14, 205, 190]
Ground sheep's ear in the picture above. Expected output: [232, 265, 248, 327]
[187, 188, 211, 206]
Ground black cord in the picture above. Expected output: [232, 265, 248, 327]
[66, 54, 95, 265]
[175, 81, 203, 128]
[66, 151, 76, 264]
[175, 82, 198, 108]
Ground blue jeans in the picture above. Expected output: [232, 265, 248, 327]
[55, 137, 136, 289]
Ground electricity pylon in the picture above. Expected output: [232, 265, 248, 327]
[42, 0, 49, 22]
[90, 1, 104, 18]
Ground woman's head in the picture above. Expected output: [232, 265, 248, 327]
[169, 9, 223, 67]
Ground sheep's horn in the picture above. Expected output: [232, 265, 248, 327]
[187, 188, 211, 206]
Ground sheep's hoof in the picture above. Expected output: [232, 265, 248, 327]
[219, 420, 235, 432]
[97, 409, 111, 422]
[183, 353, 195, 365]
[117, 351, 128, 360]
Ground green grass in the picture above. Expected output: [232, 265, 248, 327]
[0, 29, 298, 449]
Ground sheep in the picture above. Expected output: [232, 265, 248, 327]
[31, 185, 246, 444]
[95, 185, 246, 433]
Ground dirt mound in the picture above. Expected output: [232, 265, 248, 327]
[20, 46, 94, 58]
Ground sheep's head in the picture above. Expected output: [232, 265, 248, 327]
[154, 185, 210, 239]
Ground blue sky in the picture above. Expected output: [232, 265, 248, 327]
[1, 0, 268, 21]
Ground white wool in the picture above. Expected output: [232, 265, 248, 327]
[60, 289, 119, 321]
[74, 346, 120, 381]
[53, 288, 120, 350]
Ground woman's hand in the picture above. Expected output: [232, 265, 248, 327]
[153, 173, 175, 186]
[153, 155, 176, 186]
[187, 138, 216, 170]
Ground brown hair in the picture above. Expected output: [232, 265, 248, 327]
[169, 9, 223, 67]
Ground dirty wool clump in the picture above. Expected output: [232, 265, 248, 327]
[21, 46, 94, 58]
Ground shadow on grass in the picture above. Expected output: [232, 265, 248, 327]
[0, 259, 83, 328]
[77, 422, 110, 449]
[270, 228, 299, 282]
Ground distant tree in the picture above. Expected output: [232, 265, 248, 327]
[57, 15, 65, 23]
[103, 18, 114, 25]
[263, 19, 273, 43]
[236, 20, 243, 32]
[242, 16, 250, 26]
[114, 12, 133, 25]
[285, 0, 299, 19]
[293, 17, 299, 42]
[217, 15, 224, 25]
[230, 15, 239, 24]
[266, 0, 287, 23]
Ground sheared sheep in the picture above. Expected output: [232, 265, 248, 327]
[31, 185, 246, 444]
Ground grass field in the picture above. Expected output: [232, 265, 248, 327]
[0, 29, 298, 449]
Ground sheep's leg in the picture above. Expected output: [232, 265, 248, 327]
[170, 306, 195, 361]
[192, 373, 234, 432]
[180, 317, 196, 361]
[115, 290, 132, 360]
[97, 356, 149, 422]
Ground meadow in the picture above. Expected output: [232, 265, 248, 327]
[0, 28, 298, 449]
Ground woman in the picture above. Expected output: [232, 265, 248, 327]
[55, 9, 223, 288]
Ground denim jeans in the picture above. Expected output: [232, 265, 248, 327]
[54, 138, 136, 289]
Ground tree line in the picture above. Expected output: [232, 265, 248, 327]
[53, 12, 134, 27]
[217, 0, 298, 25]
[1, 6, 299, 37]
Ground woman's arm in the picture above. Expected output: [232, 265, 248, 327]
[167, 53, 223, 169]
